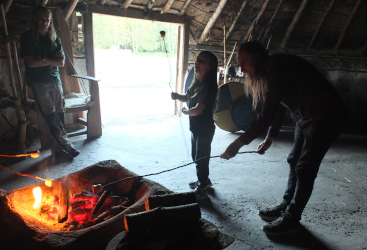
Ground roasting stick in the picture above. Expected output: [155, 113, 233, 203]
[0, 150, 40, 158]
[91, 150, 258, 193]
[0, 166, 53, 187]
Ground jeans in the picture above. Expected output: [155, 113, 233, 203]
[283, 119, 345, 221]
[191, 131, 214, 188]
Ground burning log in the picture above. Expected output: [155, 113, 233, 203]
[92, 189, 111, 215]
[124, 203, 201, 233]
[58, 180, 70, 223]
[145, 192, 196, 210]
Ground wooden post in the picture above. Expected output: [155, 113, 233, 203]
[198, 0, 229, 44]
[174, 25, 181, 115]
[83, 11, 102, 138]
[3, 0, 13, 14]
[161, 0, 175, 14]
[221, 0, 247, 46]
[243, 0, 270, 42]
[261, 0, 283, 44]
[308, 0, 335, 48]
[223, 25, 226, 67]
[179, 0, 192, 16]
[0, 4, 17, 98]
[334, 0, 362, 52]
[12, 41, 23, 102]
[69, 11, 79, 42]
[64, 0, 79, 21]
[280, 0, 309, 49]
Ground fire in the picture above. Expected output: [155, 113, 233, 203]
[33, 187, 42, 209]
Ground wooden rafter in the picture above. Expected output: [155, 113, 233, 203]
[161, 0, 175, 14]
[179, 0, 192, 16]
[261, 0, 283, 44]
[280, 0, 309, 49]
[221, 0, 247, 46]
[334, 0, 362, 52]
[198, 0, 229, 44]
[308, 0, 335, 48]
[243, 0, 270, 42]
[64, 0, 78, 21]
[3, 0, 13, 14]
[122, 0, 133, 9]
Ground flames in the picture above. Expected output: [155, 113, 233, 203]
[32, 187, 42, 209]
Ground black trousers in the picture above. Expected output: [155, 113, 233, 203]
[283, 119, 345, 221]
[191, 131, 214, 188]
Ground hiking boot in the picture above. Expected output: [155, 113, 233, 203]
[189, 178, 213, 189]
[193, 187, 208, 201]
[261, 212, 300, 236]
[68, 148, 80, 158]
[258, 203, 287, 221]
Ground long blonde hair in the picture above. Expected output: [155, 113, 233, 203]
[29, 5, 57, 46]
[238, 42, 269, 108]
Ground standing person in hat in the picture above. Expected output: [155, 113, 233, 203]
[220, 41, 348, 235]
[20, 5, 80, 157]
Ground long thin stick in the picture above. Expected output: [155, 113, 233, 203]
[102, 150, 258, 188]
[0, 165, 47, 182]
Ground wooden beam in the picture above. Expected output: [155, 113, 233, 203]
[161, 0, 175, 14]
[334, 0, 362, 52]
[261, 0, 283, 44]
[122, 0, 133, 9]
[223, 25, 226, 66]
[64, 0, 78, 21]
[88, 4, 186, 24]
[221, 0, 247, 46]
[198, 0, 229, 44]
[243, 0, 270, 42]
[308, 0, 335, 48]
[179, 0, 192, 16]
[280, 0, 309, 49]
[3, 0, 13, 14]
[41, 0, 48, 5]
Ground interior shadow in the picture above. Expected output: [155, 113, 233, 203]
[266, 225, 333, 250]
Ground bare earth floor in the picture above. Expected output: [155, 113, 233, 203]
[1, 87, 366, 250]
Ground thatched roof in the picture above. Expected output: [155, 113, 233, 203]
[2, 0, 367, 56]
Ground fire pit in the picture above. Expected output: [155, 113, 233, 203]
[0, 160, 171, 250]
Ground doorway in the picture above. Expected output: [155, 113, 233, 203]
[93, 14, 180, 126]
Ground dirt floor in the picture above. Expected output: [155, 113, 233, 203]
[1, 87, 366, 250]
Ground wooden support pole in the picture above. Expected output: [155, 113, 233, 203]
[122, 0, 133, 9]
[64, 0, 79, 21]
[261, 0, 283, 44]
[280, 0, 309, 49]
[1, 4, 17, 98]
[12, 41, 24, 102]
[243, 0, 270, 42]
[221, 0, 247, 46]
[179, 0, 192, 16]
[223, 25, 226, 67]
[225, 42, 237, 69]
[334, 0, 362, 52]
[198, 0, 229, 44]
[83, 11, 102, 138]
[3, 0, 13, 14]
[161, 0, 175, 14]
[308, 0, 335, 48]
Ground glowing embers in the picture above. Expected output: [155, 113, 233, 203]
[31, 185, 135, 231]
